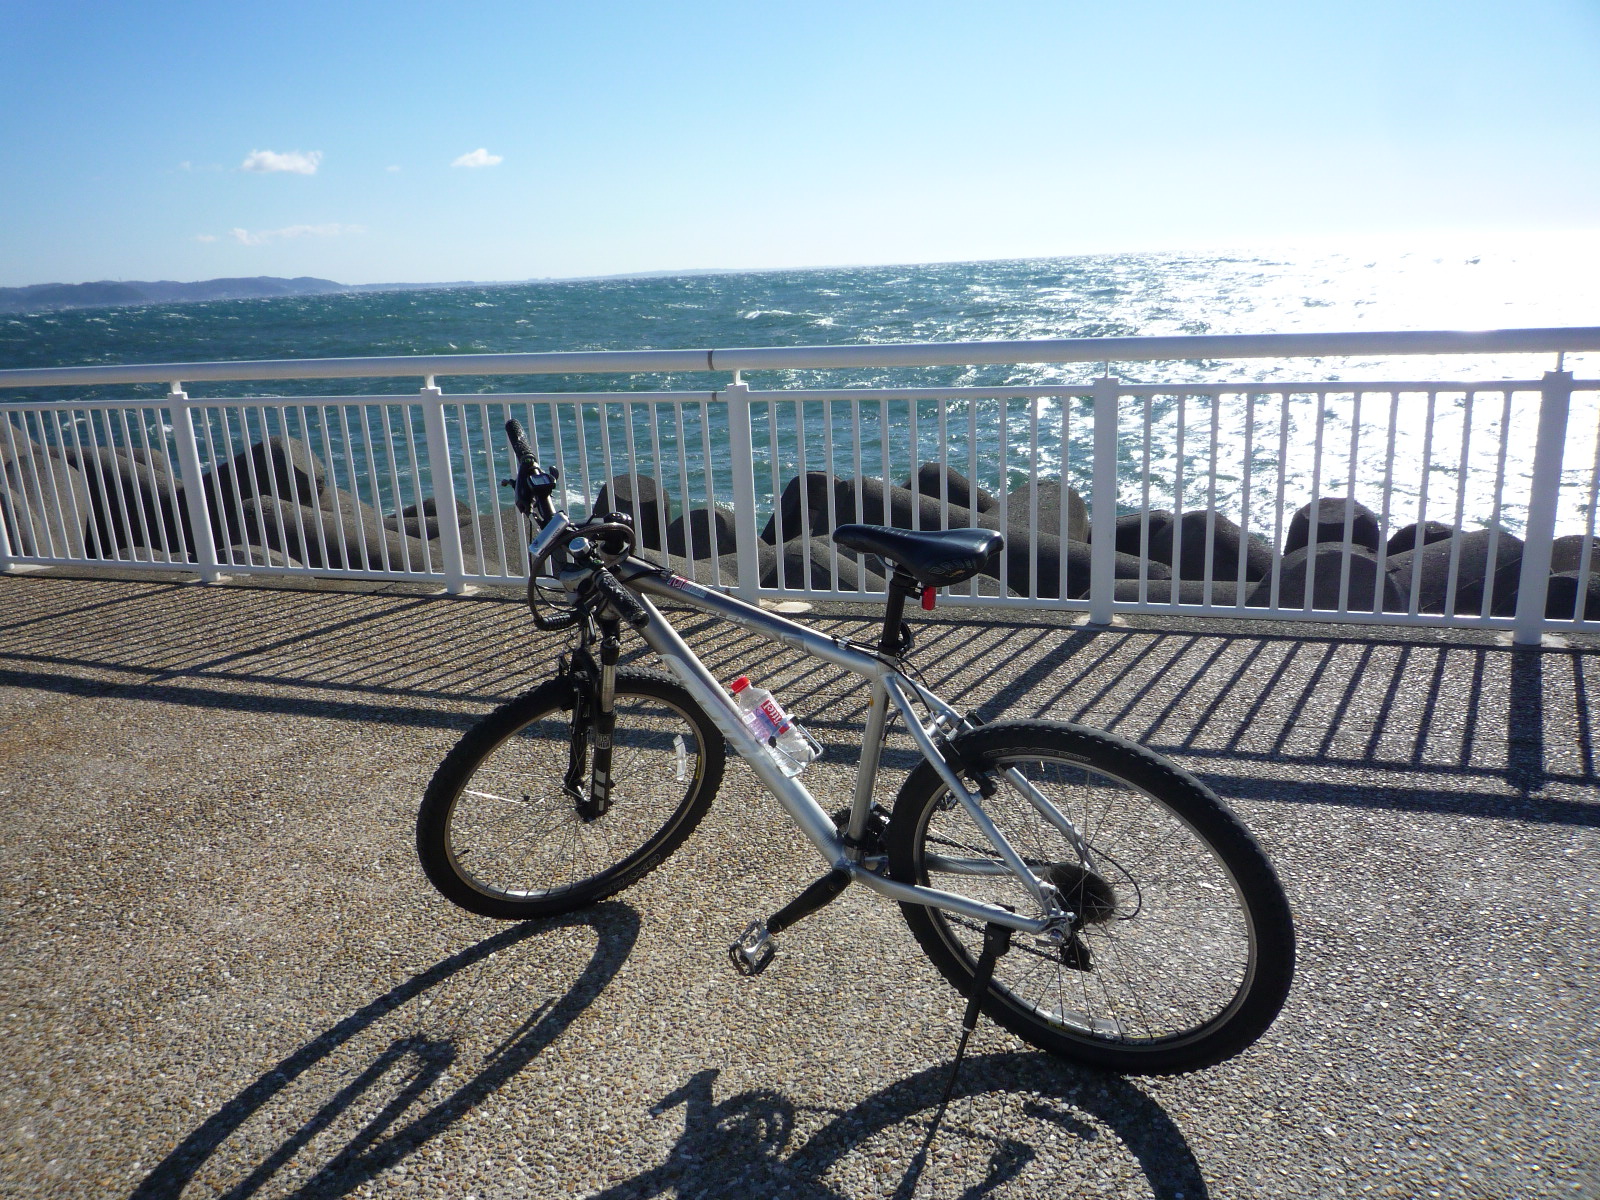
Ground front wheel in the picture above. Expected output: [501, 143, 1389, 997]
[418, 668, 725, 919]
[887, 721, 1294, 1074]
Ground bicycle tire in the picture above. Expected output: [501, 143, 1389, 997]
[886, 720, 1294, 1074]
[417, 668, 725, 919]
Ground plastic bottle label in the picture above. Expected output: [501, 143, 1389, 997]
[755, 697, 791, 736]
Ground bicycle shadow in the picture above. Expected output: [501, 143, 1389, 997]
[591, 1053, 1206, 1199]
[130, 903, 640, 1200]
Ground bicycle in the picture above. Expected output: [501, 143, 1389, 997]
[416, 420, 1296, 1075]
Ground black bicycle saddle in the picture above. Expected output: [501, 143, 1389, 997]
[832, 523, 1003, 588]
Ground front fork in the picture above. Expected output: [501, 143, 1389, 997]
[566, 619, 622, 822]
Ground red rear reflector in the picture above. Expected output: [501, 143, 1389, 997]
[921, 587, 936, 611]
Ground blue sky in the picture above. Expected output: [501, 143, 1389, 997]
[2, 0, 1597, 286]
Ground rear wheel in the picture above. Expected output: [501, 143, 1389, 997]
[887, 720, 1294, 1074]
[417, 669, 724, 919]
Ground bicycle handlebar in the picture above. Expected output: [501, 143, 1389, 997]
[503, 419, 559, 519]
[505, 418, 537, 470]
[505, 421, 648, 630]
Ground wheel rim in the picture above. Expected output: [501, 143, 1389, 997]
[914, 752, 1258, 1051]
[444, 691, 706, 904]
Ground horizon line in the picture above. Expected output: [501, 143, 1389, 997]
[9, 227, 1600, 293]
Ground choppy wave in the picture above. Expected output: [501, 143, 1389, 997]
[4, 246, 1596, 394]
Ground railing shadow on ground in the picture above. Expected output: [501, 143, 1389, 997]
[1, 574, 1594, 826]
[950, 619, 1599, 825]
[129, 903, 641, 1200]
[584, 1057, 1205, 1200]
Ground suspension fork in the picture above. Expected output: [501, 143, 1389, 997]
[568, 619, 622, 822]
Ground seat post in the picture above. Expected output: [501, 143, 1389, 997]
[878, 570, 918, 658]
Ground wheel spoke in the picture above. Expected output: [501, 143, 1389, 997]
[418, 673, 723, 919]
[891, 723, 1291, 1072]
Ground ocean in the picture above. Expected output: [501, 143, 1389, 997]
[4, 244, 1596, 390]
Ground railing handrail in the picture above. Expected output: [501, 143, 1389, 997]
[3, 326, 1599, 389]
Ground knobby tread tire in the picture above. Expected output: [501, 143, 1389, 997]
[887, 719, 1295, 1075]
[417, 668, 724, 920]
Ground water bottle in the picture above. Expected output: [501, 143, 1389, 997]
[729, 676, 821, 777]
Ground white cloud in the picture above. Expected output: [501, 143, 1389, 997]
[386, 164, 401, 173]
[241, 149, 323, 175]
[451, 148, 503, 168]
[195, 233, 218, 243]
[227, 222, 364, 246]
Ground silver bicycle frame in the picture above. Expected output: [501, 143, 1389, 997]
[611, 560, 1073, 937]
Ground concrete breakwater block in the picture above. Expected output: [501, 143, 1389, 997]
[1385, 529, 1524, 614]
[1550, 534, 1595, 574]
[61, 442, 191, 560]
[759, 471, 835, 544]
[760, 472, 1025, 544]
[1387, 520, 1453, 557]
[1114, 510, 1175, 557]
[1114, 577, 1252, 606]
[995, 536, 1166, 600]
[1006, 478, 1088, 543]
[1450, 559, 1524, 618]
[593, 474, 672, 549]
[765, 537, 886, 591]
[761, 473, 995, 544]
[1545, 571, 1600, 620]
[201, 433, 343, 560]
[204, 435, 327, 523]
[758, 471, 1093, 551]
[1285, 497, 1383, 555]
[237, 493, 433, 572]
[385, 495, 469, 541]
[904, 462, 999, 514]
[221, 544, 303, 569]
[1255, 545, 1406, 613]
[657, 544, 774, 592]
[843, 475, 1004, 535]
[0, 438, 92, 558]
[457, 507, 529, 575]
[668, 505, 739, 560]
[1148, 510, 1271, 584]
[1448, 559, 1600, 621]
[374, 498, 529, 575]
[752, 472, 1164, 597]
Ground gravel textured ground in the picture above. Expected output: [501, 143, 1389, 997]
[0, 568, 1595, 1199]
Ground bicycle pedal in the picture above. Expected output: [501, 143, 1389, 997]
[728, 920, 775, 976]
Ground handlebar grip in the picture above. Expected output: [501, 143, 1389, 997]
[505, 419, 537, 469]
[530, 606, 579, 632]
[592, 569, 651, 629]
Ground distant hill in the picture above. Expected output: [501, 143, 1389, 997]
[0, 276, 353, 314]
[0, 267, 754, 315]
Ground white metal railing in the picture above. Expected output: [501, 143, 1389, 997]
[1, 327, 1596, 644]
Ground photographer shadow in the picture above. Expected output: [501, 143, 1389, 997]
[131, 903, 640, 1199]
[593, 1052, 1206, 1199]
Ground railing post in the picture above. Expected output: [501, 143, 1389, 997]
[0, 409, 13, 568]
[1087, 374, 1121, 623]
[420, 381, 467, 594]
[1513, 370, 1573, 644]
[724, 376, 761, 600]
[169, 384, 222, 583]
[0, 480, 13, 572]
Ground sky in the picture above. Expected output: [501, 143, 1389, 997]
[2, 0, 1597, 287]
